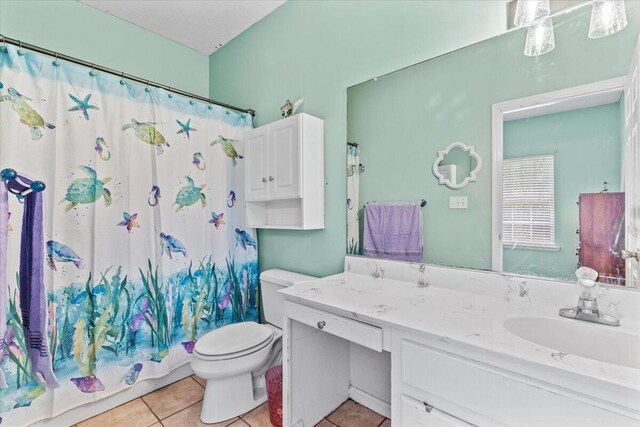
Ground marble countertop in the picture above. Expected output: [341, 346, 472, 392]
[280, 271, 640, 410]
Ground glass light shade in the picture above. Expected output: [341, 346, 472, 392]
[589, 0, 628, 39]
[524, 18, 555, 56]
[514, 0, 551, 27]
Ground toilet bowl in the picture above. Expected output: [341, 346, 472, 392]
[191, 269, 316, 424]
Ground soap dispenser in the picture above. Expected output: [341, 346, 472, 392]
[558, 267, 620, 326]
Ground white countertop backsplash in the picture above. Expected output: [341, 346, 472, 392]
[280, 255, 640, 412]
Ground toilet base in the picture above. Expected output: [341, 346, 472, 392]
[200, 372, 266, 424]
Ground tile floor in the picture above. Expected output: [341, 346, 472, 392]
[77, 375, 391, 427]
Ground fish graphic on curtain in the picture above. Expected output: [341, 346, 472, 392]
[0, 44, 258, 426]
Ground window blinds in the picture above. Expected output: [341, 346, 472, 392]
[502, 154, 556, 249]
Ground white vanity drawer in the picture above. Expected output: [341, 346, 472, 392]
[399, 339, 638, 427]
[401, 395, 474, 427]
[284, 301, 383, 351]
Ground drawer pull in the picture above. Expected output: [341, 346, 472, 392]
[422, 399, 477, 426]
[262, 177, 267, 183]
[317, 321, 326, 330]
[269, 176, 274, 181]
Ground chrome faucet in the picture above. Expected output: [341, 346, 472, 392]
[559, 267, 620, 326]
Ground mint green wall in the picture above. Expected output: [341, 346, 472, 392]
[347, 5, 639, 272]
[503, 103, 622, 281]
[0, 0, 209, 96]
[208, 1, 508, 277]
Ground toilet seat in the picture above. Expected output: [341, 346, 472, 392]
[194, 321, 274, 360]
[194, 335, 275, 361]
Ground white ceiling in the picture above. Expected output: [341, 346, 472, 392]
[80, 0, 286, 55]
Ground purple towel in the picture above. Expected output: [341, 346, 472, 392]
[8, 176, 60, 388]
[0, 181, 8, 388]
[363, 203, 423, 262]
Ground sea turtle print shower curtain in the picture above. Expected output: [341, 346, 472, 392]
[347, 144, 360, 255]
[0, 44, 258, 425]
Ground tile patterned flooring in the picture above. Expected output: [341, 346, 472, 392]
[77, 375, 391, 427]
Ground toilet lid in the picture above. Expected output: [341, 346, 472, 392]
[194, 321, 273, 357]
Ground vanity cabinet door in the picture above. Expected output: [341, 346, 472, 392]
[268, 115, 301, 200]
[401, 395, 474, 427]
[244, 126, 270, 201]
[397, 338, 639, 427]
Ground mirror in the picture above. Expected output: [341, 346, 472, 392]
[493, 80, 629, 284]
[346, 2, 640, 288]
[432, 142, 482, 190]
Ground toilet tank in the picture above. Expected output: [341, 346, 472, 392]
[260, 269, 316, 328]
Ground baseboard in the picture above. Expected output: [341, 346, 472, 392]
[349, 385, 391, 419]
[33, 364, 195, 427]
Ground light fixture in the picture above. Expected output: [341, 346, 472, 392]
[589, 0, 628, 39]
[514, 0, 551, 27]
[524, 17, 556, 56]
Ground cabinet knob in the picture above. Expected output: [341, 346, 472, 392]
[262, 177, 267, 183]
[269, 176, 274, 181]
[317, 321, 326, 330]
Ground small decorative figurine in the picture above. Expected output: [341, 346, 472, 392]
[280, 99, 293, 118]
[280, 97, 304, 118]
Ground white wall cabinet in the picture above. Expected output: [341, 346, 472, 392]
[244, 113, 324, 229]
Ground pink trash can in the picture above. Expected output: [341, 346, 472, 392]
[265, 364, 283, 427]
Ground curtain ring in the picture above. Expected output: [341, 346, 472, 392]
[189, 97, 195, 106]
[89, 64, 97, 77]
[119, 72, 126, 85]
[0, 36, 7, 53]
[17, 40, 25, 56]
[145, 80, 151, 93]
[168, 87, 173, 98]
[52, 52, 60, 67]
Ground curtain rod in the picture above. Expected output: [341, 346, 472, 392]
[0, 34, 256, 117]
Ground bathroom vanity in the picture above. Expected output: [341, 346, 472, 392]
[280, 256, 640, 426]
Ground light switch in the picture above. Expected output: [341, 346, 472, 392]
[449, 196, 468, 209]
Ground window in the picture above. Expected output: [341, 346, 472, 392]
[502, 154, 558, 250]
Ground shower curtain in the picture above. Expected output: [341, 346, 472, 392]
[0, 44, 258, 425]
[347, 144, 360, 254]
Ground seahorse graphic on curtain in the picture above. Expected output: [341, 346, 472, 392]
[347, 144, 361, 255]
[0, 44, 259, 425]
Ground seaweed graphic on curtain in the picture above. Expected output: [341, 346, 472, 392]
[71, 275, 116, 393]
[178, 256, 254, 353]
[137, 260, 172, 362]
[220, 258, 253, 323]
[180, 259, 215, 353]
[98, 268, 132, 356]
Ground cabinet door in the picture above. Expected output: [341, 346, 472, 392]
[244, 126, 270, 201]
[269, 116, 301, 199]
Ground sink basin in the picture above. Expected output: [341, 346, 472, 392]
[504, 316, 640, 369]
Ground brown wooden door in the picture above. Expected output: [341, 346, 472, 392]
[579, 192, 625, 285]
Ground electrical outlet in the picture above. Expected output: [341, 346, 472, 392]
[449, 196, 468, 209]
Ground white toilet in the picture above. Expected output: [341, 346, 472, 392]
[191, 269, 315, 424]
